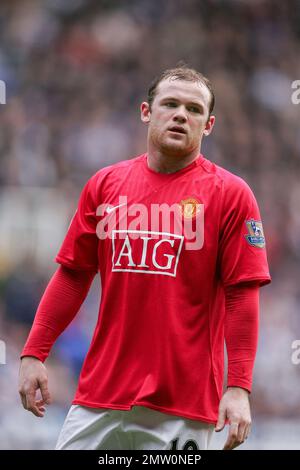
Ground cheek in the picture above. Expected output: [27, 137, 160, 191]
[149, 122, 163, 141]
[150, 115, 166, 133]
[189, 124, 199, 136]
[191, 121, 205, 136]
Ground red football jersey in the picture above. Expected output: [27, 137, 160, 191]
[56, 153, 271, 423]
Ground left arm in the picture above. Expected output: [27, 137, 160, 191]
[215, 284, 259, 450]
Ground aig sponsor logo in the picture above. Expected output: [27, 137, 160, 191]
[111, 230, 184, 277]
[96, 196, 204, 251]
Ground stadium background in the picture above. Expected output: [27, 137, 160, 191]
[0, 0, 300, 449]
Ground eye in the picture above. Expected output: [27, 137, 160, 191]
[164, 102, 177, 108]
[188, 106, 201, 113]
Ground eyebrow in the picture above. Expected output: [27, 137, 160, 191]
[160, 97, 204, 109]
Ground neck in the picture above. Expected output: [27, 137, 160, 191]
[146, 148, 200, 174]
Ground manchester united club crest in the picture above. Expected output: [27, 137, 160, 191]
[245, 219, 265, 248]
[179, 197, 202, 219]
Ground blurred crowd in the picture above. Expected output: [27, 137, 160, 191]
[0, 0, 300, 449]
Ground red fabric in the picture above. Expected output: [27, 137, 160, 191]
[225, 284, 259, 393]
[21, 266, 95, 362]
[21, 153, 271, 424]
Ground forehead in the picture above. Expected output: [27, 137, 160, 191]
[154, 78, 211, 107]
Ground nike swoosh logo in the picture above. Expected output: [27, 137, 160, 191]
[106, 203, 126, 214]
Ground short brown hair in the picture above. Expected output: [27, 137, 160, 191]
[147, 64, 215, 116]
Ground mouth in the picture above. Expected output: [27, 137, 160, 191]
[168, 126, 187, 135]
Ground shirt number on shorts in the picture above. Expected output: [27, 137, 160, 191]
[170, 438, 199, 450]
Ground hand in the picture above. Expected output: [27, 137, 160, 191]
[18, 356, 51, 418]
[215, 387, 251, 450]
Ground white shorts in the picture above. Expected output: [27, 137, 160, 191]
[56, 405, 214, 450]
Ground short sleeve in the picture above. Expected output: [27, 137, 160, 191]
[218, 177, 271, 287]
[55, 176, 99, 272]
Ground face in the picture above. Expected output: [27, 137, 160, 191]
[141, 78, 215, 158]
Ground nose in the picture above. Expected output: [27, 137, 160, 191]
[173, 105, 187, 123]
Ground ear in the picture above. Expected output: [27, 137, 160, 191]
[140, 102, 151, 124]
[203, 115, 215, 136]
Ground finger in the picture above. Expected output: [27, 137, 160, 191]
[223, 438, 235, 450]
[223, 423, 239, 450]
[243, 422, 251, 442]
[215, 406, 226, 432]
[36, 399, 46, 407]
[25, 393, 45, 417]
[237, 422, 246, 443]
[25, 390, 37, 410]
[25, 397, 44, 417]
[25, 401, 44, 417]
[35, 399, 46, 412]
[19, 391, 27, 410]
[228, 423, 249, 450]
[39, 378, 51, 405]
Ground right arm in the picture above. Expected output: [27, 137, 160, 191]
[18, 265, 96, 417]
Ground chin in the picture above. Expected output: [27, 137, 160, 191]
[163, 146, 188, 157]
[160, 141, 188, 156]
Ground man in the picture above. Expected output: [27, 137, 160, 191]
[19, 66, 271, 450]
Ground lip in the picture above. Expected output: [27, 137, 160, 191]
[168, 126, 187, 134]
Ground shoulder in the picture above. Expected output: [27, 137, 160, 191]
[200, 156, 256, 202]
[84, 154, 145, 191]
